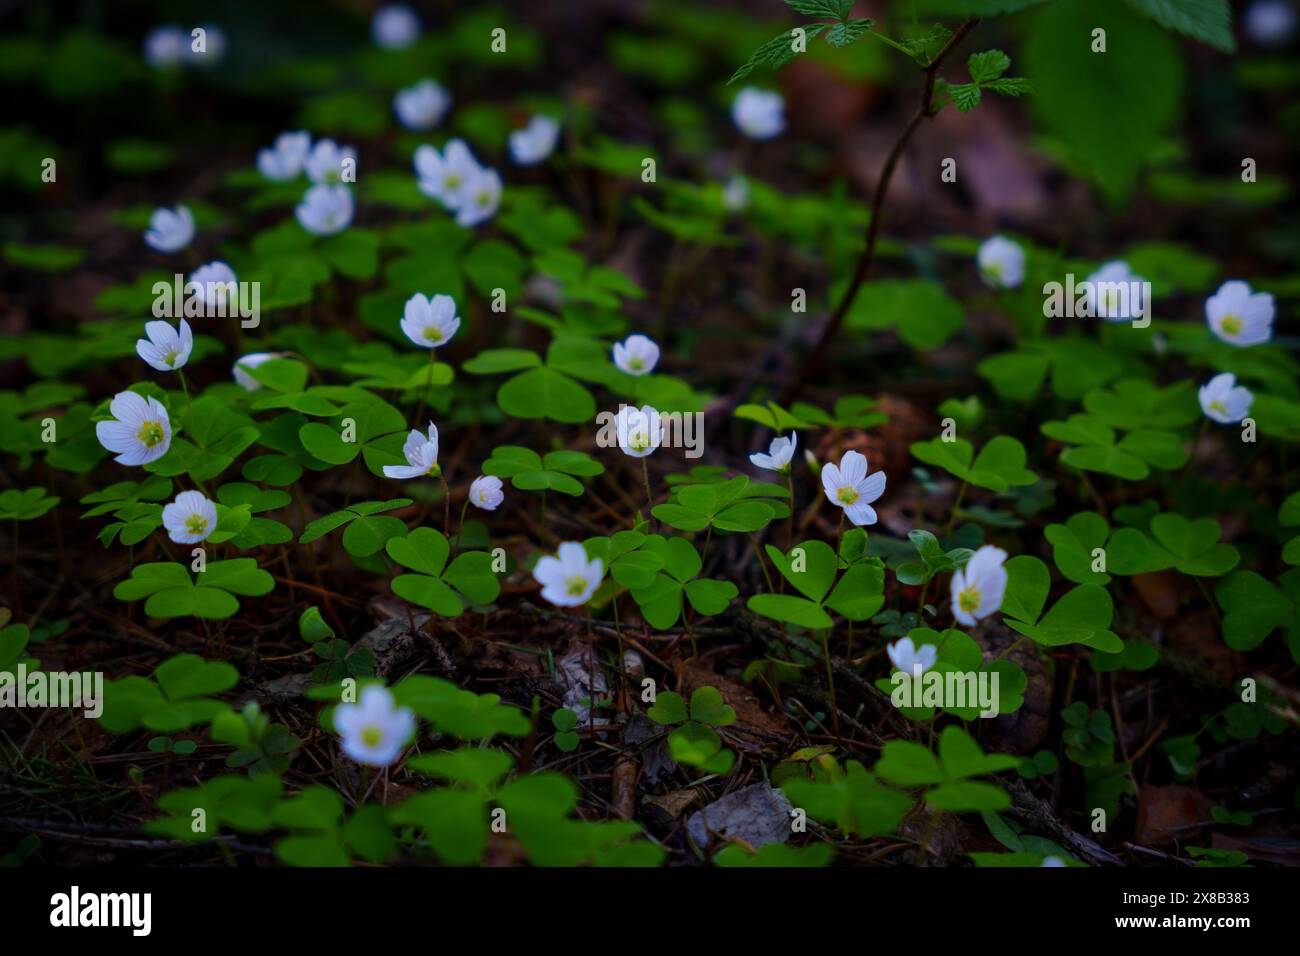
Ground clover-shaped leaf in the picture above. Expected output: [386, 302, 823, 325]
[299, 498, 412, 558]
[1044, 511, 1111, 584]
[112, 559, 274, 619]
[1147, 513, 1239, 576]
[298, 399, 408, 477]
[874, 628, 1026, 721]
[0, 486, 60, 520]
[393, 675, 529, 739]
[1001, 555, 1120, 652]
[748, 539, 884, 627]
[100, 653, 238, 733]
[629, 535, 737, 628]
[386, 527, 500, 616]
[653, 475, 785, 534]
[1215, 569, 1300, 659]
[875, 726, 1018, 812]
[483, 444, 603, 497]
[910, 435, 1037, 492]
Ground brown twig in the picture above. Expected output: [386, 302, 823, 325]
[783, 17, 980, 405]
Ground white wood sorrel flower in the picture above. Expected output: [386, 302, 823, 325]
[821, 450, 886, 526]
[394, 79, 450, 131]
[469, 475, 504, 511]
[304, 139, 356, 184]
[1084, 260, 1146, 322]
[136, 318, 193, 372]
[977, 235, 1024, 289]
[162, 491, 218, 544]
[372, 5, 420, 50]
[534, 542, 604, 608]
[188, 261, 238, 313]
[750, 432, 797, 473]
[296, 184, 353, 236]
[886, 636, 937, 675]
[401, 293, 460, 348]
[257, 131, 310, 181]
[951, 545, 1009, 627]
[509, 115, 560, 165]
[456, 166, 502, 227]
[1199, 372, 1253, 424]
[612, 334, 659, 375]
[335, 685, 415, 767]
[615, 405, 663, 458]
[732, 87, 785, 140]
[144, 204, 194, 252]
[1206, 280, 1274, 346]
[96, 391, 172, 466]
[414, 139, 481, 211]
[383, 422, 439, 479]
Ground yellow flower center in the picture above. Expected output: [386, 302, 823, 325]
[423, 326, 443, 342]
[565, 575, 588, 597]
[836, 486, 859, 505]
[959, 587, 981, 613]
[627, 357, 645, 372]
[361, 725, 383, 748]
[630, 431, 650, 452]
[185, 514, 208, 536]
[1220, 314, 1243, 336]
[477, 190, 491, 206]
[164, 349, 179, 366]
[445, 173, 461, 190]
[137, 420, 165, 448]
[1209, 400, 1227, 415]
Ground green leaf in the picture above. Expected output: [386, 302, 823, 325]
[1123, 0, 1234, 52]
[1024, 0, 1184, 203]
[689, 686, 736, 727]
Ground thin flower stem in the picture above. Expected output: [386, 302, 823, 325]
[641, 457, 654, 525]
[944, 480, 967, 537]
[440, 475, 451, 537]
[177, 368, 195, 432]
[413, 350, 436, 426]
[750, 533, 776, 592]
[453, 496, 471, 556]
[785, 470, 796, 548]
[822, 630, 841, 744]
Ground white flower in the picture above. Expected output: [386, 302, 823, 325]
[400, 293, 460, 348]
[1206, 280, 1274, 346]
[615, 405, 664, 458]
[394, 79, 451, 131]
[335, 685, 415, 767]
[750, 433, 797, 473]
[1040, 856, 1067, 867]
[296, 184, 354, 236]
[144, 205, 195, 253]
[534, 542, 604, 607]
[414, 139, 481, 210]
[136, 319, 194, 372]
[1245, 0, 1298, 46]
[96, 391, 172, 466]
[977, 235, 1024, 289]
[185, 24, 226, 66]
[886, 636, 937, 675]
[372, 4, 421, 50]
[509, 115, 560, 165]
[257, 131, 311, 181]
[612, 334, 659, 376]
[821, 450, 886, 526]
[951, 545, 1009, 627]
[732, 87, 785, 140]
[455, 166, 502, 227]
[470, 475, 504, 511]
[188, 261, 238, 314]
[723, 174, 750, 212]
[1199, 372, 1253, 425]
[383, 422, 440, 479]
[162, 491, 218, 544]
[304, 139, 357, 184]
[232, 352, 281, 391]
[1084, 260, 1146, 322]
[143, 26, 187, 68]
